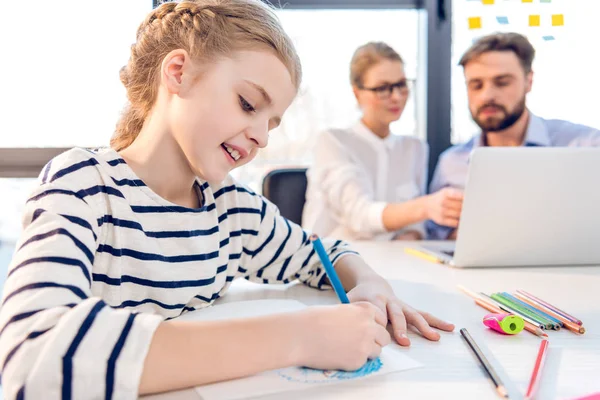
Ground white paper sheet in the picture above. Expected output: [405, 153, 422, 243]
[178, 299, 422, 400]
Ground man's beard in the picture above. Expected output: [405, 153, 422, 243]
[472, 97, 526, 133]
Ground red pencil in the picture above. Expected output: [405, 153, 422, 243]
[525, 339, 550, 399]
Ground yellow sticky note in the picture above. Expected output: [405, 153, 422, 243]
[482, 0, 495, 4]
[522, 0, 533, 3]
[552, 14, 564, 26]
[529, 15, 540, 27]
[468, 17, 482, 29]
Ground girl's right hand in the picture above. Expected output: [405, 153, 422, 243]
[293, 302, 391, 371]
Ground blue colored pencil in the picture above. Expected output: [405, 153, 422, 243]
[309, 234, 349, 304]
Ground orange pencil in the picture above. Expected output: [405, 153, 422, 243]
[525, 339, 550, 399]
[517, 289, 583, 326]
[515, 293, 585, 334]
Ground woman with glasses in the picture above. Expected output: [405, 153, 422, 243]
[302, 42, 462, 241]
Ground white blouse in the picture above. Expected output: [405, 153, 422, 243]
[303, 121, 428, 241]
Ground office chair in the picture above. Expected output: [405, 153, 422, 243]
[261, 168, 308, 226]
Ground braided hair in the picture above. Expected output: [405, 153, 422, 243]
[112, 0, 301, 151]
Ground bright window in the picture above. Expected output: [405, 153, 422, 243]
[0, 0, 151, 147]
[0, 4, 427, 242]
[234, 8, 427, 191]
[452, 0, 597, 143]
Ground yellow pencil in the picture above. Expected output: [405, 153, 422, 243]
[404, 247, 443, 264]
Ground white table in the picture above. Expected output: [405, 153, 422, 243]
[143, 241, 600, 400]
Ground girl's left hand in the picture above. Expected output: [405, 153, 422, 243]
[346, 278, 455, 346]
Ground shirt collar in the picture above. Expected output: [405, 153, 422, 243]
[472, 111, 551, 149]
[352, 121, 396, 151]
[523, 113, 551, 146]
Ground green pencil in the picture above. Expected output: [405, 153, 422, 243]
[491, 293, 556, 330]
[495, 293, 561, 330]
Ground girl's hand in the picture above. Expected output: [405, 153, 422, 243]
[347, 278, 455, 346]
[294, 302, 391, 371]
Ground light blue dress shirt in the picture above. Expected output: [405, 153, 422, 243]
[427, 112, 600, 240]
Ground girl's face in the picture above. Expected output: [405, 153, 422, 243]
[163, 50, 297, 183]
[353, 59, 409, 126]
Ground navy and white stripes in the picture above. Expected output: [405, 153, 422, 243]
[0, 147, 356, 399]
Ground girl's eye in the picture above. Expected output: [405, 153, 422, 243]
[239, 96, 256, 113]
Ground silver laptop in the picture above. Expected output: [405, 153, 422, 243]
[420, 147, 600, 267]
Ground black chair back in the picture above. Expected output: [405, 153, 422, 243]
[262, 168, 308, 226]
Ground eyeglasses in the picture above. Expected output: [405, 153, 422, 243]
[357, 79, 414, 99]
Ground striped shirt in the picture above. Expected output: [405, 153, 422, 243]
[0, 148, 356, 400]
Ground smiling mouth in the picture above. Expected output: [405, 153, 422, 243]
[221, 143, 241, 162]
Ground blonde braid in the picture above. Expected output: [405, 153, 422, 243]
[112, 0, 301, 151]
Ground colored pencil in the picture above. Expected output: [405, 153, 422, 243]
[525, 339, 550, 399]
[489, 293, 552, 330]
[517, 290, 583, 326]
[479, 293, 545, 329]
[460, 328, 508, 398]
[491, 293, 558, 330]
[515, 293, 585, 334]
[404, 247, 444, 264]
[456, 286, 548, 338]
[309, 234, 349, 304]
[500, 292, 563, 329]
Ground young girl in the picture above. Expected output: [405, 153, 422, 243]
[302, 42, 464, 241]
[0, 2, 454, 398]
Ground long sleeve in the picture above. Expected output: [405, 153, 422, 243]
[0, 177, 162, 399]
[426, 152, 457, 240]
[310, 131, 387, 238]
[240, 196, 358, 289]
[417, 142, 429, 198]
[399, 141, 429, 238]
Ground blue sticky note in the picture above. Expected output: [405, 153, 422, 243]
[496, 16, 509, 24]
[543, 35, 555, 41]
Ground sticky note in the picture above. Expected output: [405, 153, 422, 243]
[496, 16, 509, 24]
[552, 14, 564, 26]
[540, 0, 551, 2]
[543, 35, 555, 41]
[522, 0, 533, 3]
[529, 15, 540, 27]
[482, 0, 494, 4]
[468, 17, 482, 29]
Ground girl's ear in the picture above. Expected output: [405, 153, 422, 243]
[161, 49, 192, 95]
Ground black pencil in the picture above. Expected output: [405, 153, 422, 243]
[460, 328, 508, 398]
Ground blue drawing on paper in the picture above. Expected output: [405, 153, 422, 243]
[278, 357, 383, 383]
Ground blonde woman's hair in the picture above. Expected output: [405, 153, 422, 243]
[112, 0, 302, 151]
[349, 42, 403, 88]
